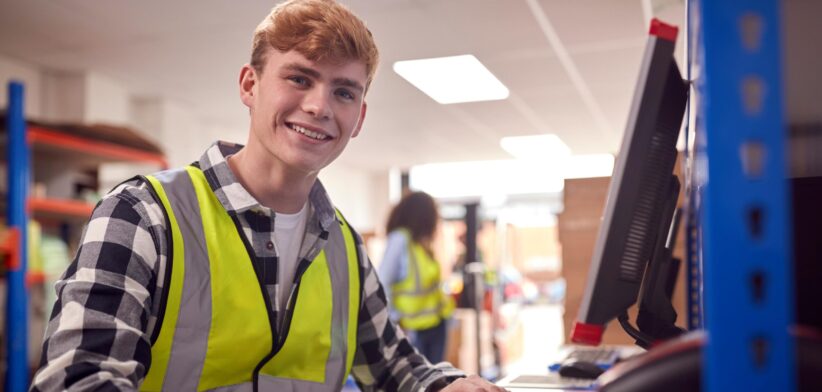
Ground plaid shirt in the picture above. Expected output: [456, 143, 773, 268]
[31, 141, 463, 391]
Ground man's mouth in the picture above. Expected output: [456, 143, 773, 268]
[287, 122, 330, 141]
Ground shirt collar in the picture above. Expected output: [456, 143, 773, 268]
[197, 141, 338, 230]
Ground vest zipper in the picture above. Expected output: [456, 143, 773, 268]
[249, 255, 281, 392]
[249, 247, 320, 390]
[275, 283, 301, 349]
[228, 215, 280, 392]
[269, 227, 329, 360]
[251, 270, 305, 391]
[247, 218, 328, 391]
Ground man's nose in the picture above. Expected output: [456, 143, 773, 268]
[302, 88, 332, 120]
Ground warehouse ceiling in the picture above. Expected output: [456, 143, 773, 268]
[0, 0, 685, 171]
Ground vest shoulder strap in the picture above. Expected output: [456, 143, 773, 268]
[139, 166, 197, 344]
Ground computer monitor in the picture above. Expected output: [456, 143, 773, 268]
[569, 18, 689, 347]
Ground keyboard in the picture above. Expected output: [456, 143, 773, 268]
[503, 374, 594, 389]
[548, 347, 620, 372]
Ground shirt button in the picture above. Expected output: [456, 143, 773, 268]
[266, 241, 274, 250]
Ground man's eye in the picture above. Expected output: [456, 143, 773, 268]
[336, 89, 355, 100]
[288, 76, 309, 86]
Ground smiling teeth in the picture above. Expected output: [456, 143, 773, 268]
[291, 124, 328, 140]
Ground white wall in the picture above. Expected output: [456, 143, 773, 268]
[129, 96, 164, 142]
[131, 97, 212, 168]
[319, 163, 390, 234]
[85, 73, 131, 125]
[42, 71, 132, 127]
[41, 71, 85, 123]
[0, 54, 42, 118]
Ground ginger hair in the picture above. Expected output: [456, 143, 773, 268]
[250, 0, 380, 91]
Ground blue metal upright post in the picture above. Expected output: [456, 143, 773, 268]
[684, 0, 704, 331]
[6, 81, 30, 391]
[696, 1, 795, 391]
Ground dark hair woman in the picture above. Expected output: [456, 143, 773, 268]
[378, 191, 454, 363]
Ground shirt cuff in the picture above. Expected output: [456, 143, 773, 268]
[420, 363, 466, 392]
[424, 377, 453, 392]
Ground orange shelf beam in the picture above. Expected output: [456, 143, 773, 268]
[28, 198, 95, 218]
[1, 227, 20, 270]
[27, 271, 46, 286]
[28, 126, 168, 168]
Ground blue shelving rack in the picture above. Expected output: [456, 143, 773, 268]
[6, 81, 30, 392]
[682, 0, 703, 333]
[692, 0, 795, 391]
[2, 80, 168, 391]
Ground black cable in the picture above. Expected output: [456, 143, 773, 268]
[618, 312, 655, 349]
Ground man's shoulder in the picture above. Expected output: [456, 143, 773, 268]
[103, 166, 191, 204]
[102, 176, 152, 203]
[95, 175, 166, 226]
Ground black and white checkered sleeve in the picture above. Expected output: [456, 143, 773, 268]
[349, 233, 465, 392]
[30, 180, 168, 392]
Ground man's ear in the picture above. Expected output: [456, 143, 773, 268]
[351, 101, 367, 139]
[239, 64, 257, 109]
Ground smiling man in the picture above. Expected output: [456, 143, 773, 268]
[30, 1, 504, 391]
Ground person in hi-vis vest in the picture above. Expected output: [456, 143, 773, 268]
[379, 191, 456, 364]
[30, 1, 504, 391]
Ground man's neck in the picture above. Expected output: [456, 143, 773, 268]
[227, 146, 315, 214]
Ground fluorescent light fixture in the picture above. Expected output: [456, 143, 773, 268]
[562, 154, 615, 179]
[393, 55, 509, 104]
[498, 204, 559, 228]
[500, 135, 613, 178]
[500, 134, 570, 161]
[409, 160, 564, 199]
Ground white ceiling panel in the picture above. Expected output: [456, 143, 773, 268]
[537, 0, 646, 48]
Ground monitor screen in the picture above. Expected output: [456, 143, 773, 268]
[569, 19, 689, 346]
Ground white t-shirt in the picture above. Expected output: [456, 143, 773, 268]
[274, 202, 309, 316]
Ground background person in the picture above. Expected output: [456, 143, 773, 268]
[379, 191, 456, 363]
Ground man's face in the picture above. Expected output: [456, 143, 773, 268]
[239, 49, 368, 176]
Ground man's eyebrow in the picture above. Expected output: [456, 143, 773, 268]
[285, 63, 321, 78]
[332, 77, 364, 93]
[284, 63, 364, 93]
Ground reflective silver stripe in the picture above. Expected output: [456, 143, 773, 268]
[407, 233, 423, 294]
[395, 231, 436, 297]
[209, 382, 253, 392]
[152, 169, 212, 391]
[201, 377, 350, 392]
[392, 285, 439, 296]
[258, 375, 343, 392]
[396, 307, 440, 319]
[322, 222, 349, 389]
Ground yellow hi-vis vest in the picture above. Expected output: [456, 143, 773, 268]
[139, 166, 360, 392]
[390, 230, 455, 331]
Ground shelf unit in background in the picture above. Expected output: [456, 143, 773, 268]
[3, 81, 168, 392]
[0, 124, 169, 222]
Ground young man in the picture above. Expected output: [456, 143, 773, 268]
[31, 1, 504, 391]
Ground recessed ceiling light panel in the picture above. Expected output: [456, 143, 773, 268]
[393, 55, 509, 104]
